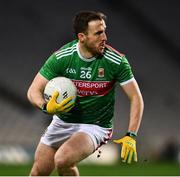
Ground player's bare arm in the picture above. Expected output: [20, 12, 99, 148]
[27, 74, 75, 115]
[113, 78, 144, 163]
[121, 79, 144, 134]
[27, 73, 48, 109]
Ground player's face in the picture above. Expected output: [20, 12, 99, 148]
[84, 20, 107, 55]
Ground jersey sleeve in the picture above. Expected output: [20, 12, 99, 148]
[39, 53, 60, 80]
[116, 56, 134, 85]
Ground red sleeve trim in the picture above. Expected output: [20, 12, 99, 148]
[105, 44, 125, 57]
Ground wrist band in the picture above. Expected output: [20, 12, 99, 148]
[126, 131, 137, 138]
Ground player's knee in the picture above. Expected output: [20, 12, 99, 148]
[54, 154, 71, 170]
[54, 157, 77, 176]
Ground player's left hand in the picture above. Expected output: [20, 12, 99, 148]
[113, 136, 137, 164]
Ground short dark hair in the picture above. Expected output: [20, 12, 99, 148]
[73, 11, 106, 37]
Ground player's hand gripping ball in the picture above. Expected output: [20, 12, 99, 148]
[43, 77, 77, 114]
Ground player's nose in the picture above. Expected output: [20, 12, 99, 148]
[102, 32, 107, 41]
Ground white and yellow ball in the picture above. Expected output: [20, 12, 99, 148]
[44, 77, 77, 103]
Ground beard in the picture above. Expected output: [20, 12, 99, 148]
[84, 42, 105, 56]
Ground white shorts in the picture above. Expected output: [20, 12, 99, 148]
[40, 115, 113, 151]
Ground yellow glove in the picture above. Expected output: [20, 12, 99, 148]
[113, 135, 137, 164]
[43, 91, 75, 114]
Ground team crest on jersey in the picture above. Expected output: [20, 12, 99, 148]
[98, 68, 104, 78]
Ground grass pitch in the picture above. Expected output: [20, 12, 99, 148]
[0, 162, 179, 176]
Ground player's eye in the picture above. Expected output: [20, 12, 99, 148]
[95, 31, 103, 35]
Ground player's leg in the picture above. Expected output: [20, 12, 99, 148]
[30, 142, 56, 176]
[54, 132, 94, 176]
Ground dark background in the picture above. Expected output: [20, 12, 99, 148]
[0, 0, 180, 163]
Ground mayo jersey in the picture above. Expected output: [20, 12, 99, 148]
[40, 39, 134, 128]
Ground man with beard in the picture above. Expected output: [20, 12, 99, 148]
[27, 11, 144, 176]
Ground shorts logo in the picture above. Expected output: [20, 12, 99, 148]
[98, 68, 104, 78]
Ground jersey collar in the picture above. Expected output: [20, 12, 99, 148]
[77, 42, 96, 62]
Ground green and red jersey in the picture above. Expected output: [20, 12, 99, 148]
[40, 39, 134, 128]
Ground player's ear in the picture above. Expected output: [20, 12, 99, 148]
[78, 33, 86, 42]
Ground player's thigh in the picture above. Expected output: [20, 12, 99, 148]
[55, 132, 94, 165]
[33, 142, 56, 171]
